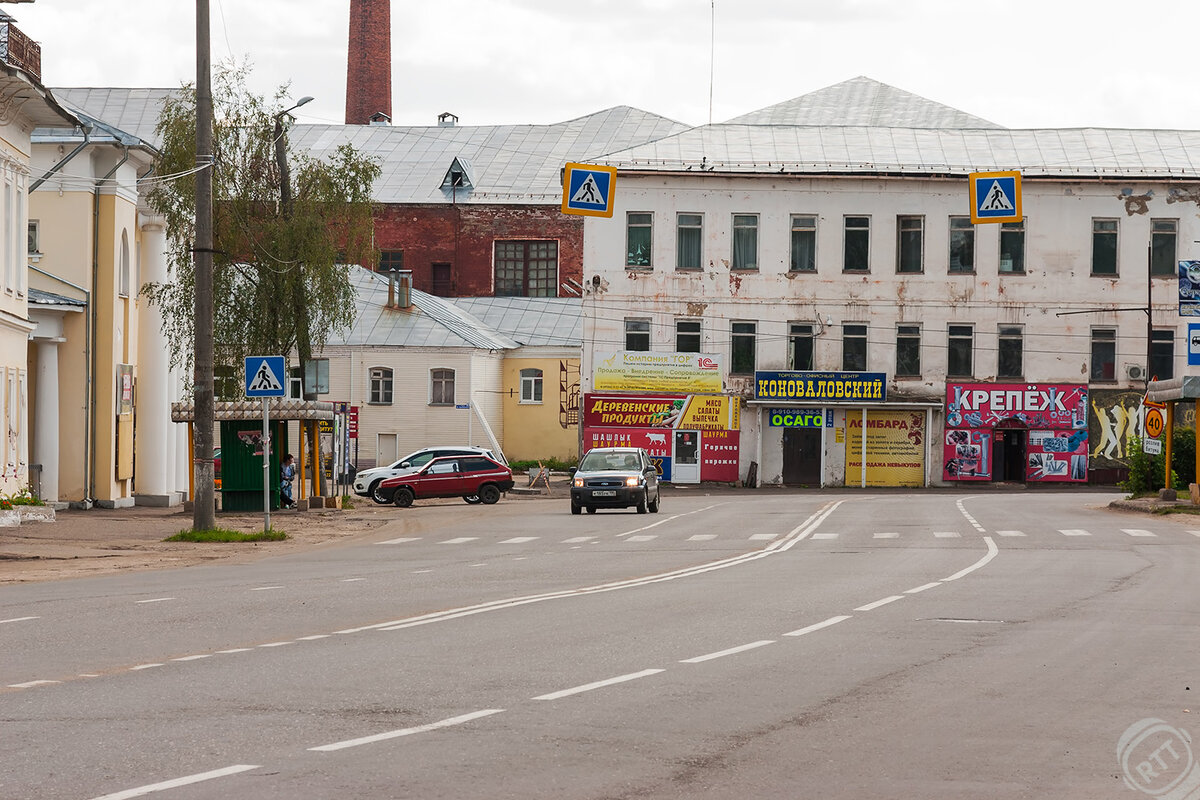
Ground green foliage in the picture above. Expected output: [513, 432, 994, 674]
[1119, 429, 1196, 497]
[340, 494, 355, 509]
[1, 487, 43, 507]
[144, 61, 380, 378]
[508, 457, 579, 472]
[164, 528, 288, 542]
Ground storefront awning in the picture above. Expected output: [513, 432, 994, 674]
[171, 399, 335, 422]
[1146, 376, 1200, 404]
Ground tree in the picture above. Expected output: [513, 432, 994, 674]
[145, 62, 379, 504]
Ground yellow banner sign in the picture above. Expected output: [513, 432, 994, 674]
[593, 351, 724, 393]
[844, 409, 926, 487]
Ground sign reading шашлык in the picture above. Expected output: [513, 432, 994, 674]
[755, 371, 886, 402]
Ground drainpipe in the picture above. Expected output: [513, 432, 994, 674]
[89, 147, 130, 503]
[29, 123, 92, 193]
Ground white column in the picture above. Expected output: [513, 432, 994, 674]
[174, 367, 190, 497]
[134, 219, 171, 498]
[33, 340, 60, 501]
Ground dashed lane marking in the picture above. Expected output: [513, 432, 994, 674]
[1059, 529, 1091, 537]
[308, 710, 504, 753]
[533, 669, 665, 701]
[996, 530, 1026, 537]
[855, 595, 905, 612]
[87, 764, 261, 800]
[1122, 529, 1157, 537]
[680, 640, 775, 664]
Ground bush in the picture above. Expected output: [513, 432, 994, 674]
[1120, 429, 1196, 497]
[4, 487, 44, 506]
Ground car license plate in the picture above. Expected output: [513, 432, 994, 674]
[592, 490, 616, 497]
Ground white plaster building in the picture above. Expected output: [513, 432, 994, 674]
[580, 78, 1200, 487]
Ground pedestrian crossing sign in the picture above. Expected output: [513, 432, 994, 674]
[562, 162, 617, 218]
[245, 355, 286, 398]
[969, 170, 1022, 224]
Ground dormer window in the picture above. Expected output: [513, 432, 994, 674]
[440, 156, 474, 191]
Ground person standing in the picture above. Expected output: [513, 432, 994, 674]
[280, 454, 296, 509]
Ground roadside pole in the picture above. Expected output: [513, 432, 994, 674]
[245, 355, 286, 533]
[262, 397, 270, 534]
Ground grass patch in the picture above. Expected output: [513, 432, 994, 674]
[1153, 506, 1200, 515]
[164, 528, 288, 543]
[340, 494, 356, 509]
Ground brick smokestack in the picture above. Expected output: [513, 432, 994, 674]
[345, 0, 392, 125]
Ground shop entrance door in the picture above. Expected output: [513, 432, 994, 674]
[782, 428, 821, 485]
[673, 430, 700, 483]
[993, 426, 1026, 482]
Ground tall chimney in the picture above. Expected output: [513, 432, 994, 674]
[345, 0, 392, 125]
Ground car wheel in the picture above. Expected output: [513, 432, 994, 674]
[571, 502, 582, 515]
[586, 506, 597, 514]
[636, 493, 647, 514]
[463, 495, 482, 504]
[370, 480, 392, 505]
[478, 484, 502, 505]
[648, 490, 660, 513]
[393, 487, 414, 508]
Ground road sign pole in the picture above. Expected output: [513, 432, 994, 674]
[263, 398, 270, 534]
[468, 403, 472, 447]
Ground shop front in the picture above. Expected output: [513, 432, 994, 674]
[581, 393, 740, 484]
[944, 383, 1089, 483]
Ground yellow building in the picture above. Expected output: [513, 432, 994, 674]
[500, 356, 580, 463]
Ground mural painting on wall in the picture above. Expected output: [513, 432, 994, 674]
[559, 359, 580, 429]
[1088, 390, 1196, 468]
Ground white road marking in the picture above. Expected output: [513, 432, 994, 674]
[513, 556, 528, 560]
[308, 710, 504, 752]
[215, 648, 252, 654]
[258, 642, 293, 648]
[905, 582, 941, 594]
[8, 679, 60, 688]
[440, 537, 478, 544]
[79, 673, 100, 678]
[87, 764, 261, 800]
[1059, 529, 1091, 536]
[411, 569, 433, 574]
[680, 640, 775, 663]
[955, 497, 987, 532]
[250, 586, 283, 591]
[135, 598, 175, 604]
[171, 655, 211, 662]
[533, 669, 665, 701]
[933, 531, 961, 538]
[810, 533, 838, 540]
[378, 537, 421, 544]
[0, 616, 39, 624]
[562, 536, 595, 543]
[784, 615, 852, 637]
[855, 595, 905, 612]
[617, 503, 726, 538]
[500, 537, 538, 544]
[1122, 529, 1157, 537]
[626, 535, 657, 542]
[687, 534, 717, 541]
[1188, 531, 1200, 538]
[996, 530, 1026, 537]
[941, 536, 999, 581]
[469, 563, 488, 567]
[296, 635, 330, 641]
[341, 578, 366, 582]
[873, 532, 899, 539]
[130, 664, 164, 671]
[749, 533, 779, 540]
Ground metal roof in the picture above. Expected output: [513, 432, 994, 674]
[598, 125, 1200, 179]
[725, 77, 1003, 129]
[51, 87, 175, 144]
[29, 287, 85, 307]
[451, 296, 581, 347]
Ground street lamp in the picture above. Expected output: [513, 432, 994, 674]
[273, 96, 312, 215]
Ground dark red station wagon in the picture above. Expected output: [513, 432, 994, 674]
[377, 455, 514, 507]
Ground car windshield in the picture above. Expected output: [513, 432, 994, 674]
[578, 451, 640, 472]
[394, 451, 436, 469]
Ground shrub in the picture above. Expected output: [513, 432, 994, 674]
[1120, 432, 1190, 497]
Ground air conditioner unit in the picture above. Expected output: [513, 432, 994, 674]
[1125, 364, 1146, 381]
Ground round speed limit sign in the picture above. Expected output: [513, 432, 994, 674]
[1145, 408, 1165, 439]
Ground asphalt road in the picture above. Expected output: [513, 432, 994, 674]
[2, 490, 1197, 799]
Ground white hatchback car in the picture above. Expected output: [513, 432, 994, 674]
[353, 446, 505, 504]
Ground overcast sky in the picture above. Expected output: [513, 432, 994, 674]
[12, 0, 1200, 131]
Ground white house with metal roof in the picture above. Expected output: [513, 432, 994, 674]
[580, 77, 1200, 488]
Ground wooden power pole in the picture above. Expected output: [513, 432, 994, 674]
[193, 0, 216, 530]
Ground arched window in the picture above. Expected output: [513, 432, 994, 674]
[430, 368, 455, 405]
[369, 367, 393, 404]
[520, 368, 543, 403]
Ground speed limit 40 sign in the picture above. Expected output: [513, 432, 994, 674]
[1144, 407, 1165, 440]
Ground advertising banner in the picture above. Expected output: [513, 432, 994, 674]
[943, 429, 992, 480]
[1180, 260, 1200, 316]
[845, 410, 926, 487]
[593, 351, 723, 393]
[755, 371, 886, 402]
[1027, 429, 1089, 481]
[946, 383, 1088, 430]
[582, 393, 740, 482]
[767, 408, 830, 428]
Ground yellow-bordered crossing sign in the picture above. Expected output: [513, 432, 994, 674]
[969, 170, 1022, 224]
[562, 162, 616, 218]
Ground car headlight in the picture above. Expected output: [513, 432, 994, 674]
[625, 476, 639, 487]
[573, 478, 584, 488]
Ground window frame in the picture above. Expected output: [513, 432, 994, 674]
[843, 215, 870, 273]
[789, 214, 817, 273]
[626, 212, 653, 268]
[431, 262, 452, 295]
[303, 358, 330, 395]
[948, 216, 975, 274]
[997, 325, 1023, 379]
[999, 218, 1025, 275]
[731, 213, 759, 271]
[378, 249, 404, 272]
[1092, 218, 1119, 276]
[519, 367, 544, 404]
[896, 215, 924, 274]
[895, 324, 921, 378]
[1151, 219, 1178, 278]
[788, 322, 815, 370]
[625, 317, 651, 351]
[842, 323, 868, 371]
[430, 368, 456, 406]
[676, 319, 701, 353]
[730, 320, 757, 375]
[369, 366, 394, 405]
[1090, 328, 1117, 382]
[947, 324, 974, 379]
[676, 212, 703, 270]
[1150, 328, 1175, 381]
[494, 239, 559, 297]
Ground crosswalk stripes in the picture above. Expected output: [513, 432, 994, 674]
[749, 533, 779, 541]
[687, 534, 717, 541]
[996, 530, 1026, 537]
[499, 537, 538, 544]
[933, 531, 962, 538]
[626, 535, 657, 542]
[810, 533, 839, 540]
[1059, 529, 1091, 536]
[873, 532, 899, 539]
[440, 537, 479, 544]
[1121, 529, 1157, 537]
[562, 536, 595, 543]
[1190, 531, 1200, 539]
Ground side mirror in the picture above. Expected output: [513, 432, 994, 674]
[399, 461, 411, 468]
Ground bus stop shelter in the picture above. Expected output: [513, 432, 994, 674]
[1145, 376, 1200, 498]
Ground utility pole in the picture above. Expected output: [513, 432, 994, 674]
[193, 0, 216, 530]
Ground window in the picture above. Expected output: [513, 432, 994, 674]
[1090, 328, 1116, 381]
[1092, 219, 1118, 275]
[842, 323, 867, 371]
[3, 179, 11, 290]
[789, 323, 815, 370]
[214, 365, 239, 400]
[677, 213, 703, 270]
[732, 214, 758, 270]
[370, 367, 394, 404]
[790, 215, 817, 272]
[379, 250, 404, 272]
[431, 263, 452, 295]
[119, 231, 130, 297]
[1151, 220, 1178, 277]
[626, 212, 652, 267]
[303, 358, 330, 395]
[731, 321, 756, 374]
[999, 219, 1025, 274]
[896, 324, 920, 377]
[998, 325, 1023, 379]
[897, 215, 923, 273]
[1150, 329, 1175, 381]
[625, 318, 650, 351]
[430, 368, 455, 405]
[27, 220, 38, 255]
[494, 240, 558, 297]
[520, 368, 544, 403]
[676, 319, 701, 353]
[844, 216, 870, 272]
[947, 324, 974, 378]
[949, 217, 975, 274]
